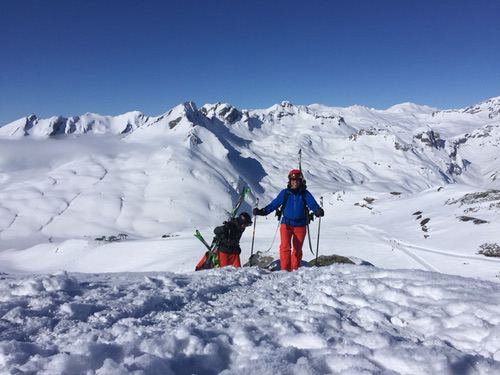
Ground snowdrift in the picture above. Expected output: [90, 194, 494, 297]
[1, 266, 499, 374]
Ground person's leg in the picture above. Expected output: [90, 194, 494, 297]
[219, 252, 241, 268]
[231, 254, 241, 268]
[219, 251, 230, 267]
[279, 224, 293, 271]
[291, 226, 307, 270]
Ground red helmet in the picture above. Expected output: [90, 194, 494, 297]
[288, 169, 303, 180]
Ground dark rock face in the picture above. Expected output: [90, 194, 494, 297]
[349, 127, 380, 141]
[23, 115, 38, 136]
[202, 103, 243, 124]
[458, 216, 489, 224]
[48, 117, 68, 137]
[169, 117, 182, 129]
[478, 243, 500, 257]
[244, 252, 357, 268]
[244, 251, 274, 268]
[447, 137, 470, 176]
[186, 130, 202, 146]
[463, 97, 500, 119]
[446, 190, 500, 206]
[414, 130, 445, 149]
[218, 106, 242, 124]
[309, 255, 355, 266]
[121, 123, 134, 134]
[394, 141, 412, 151]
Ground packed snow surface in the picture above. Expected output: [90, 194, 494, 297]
[1, 266, 500, 374]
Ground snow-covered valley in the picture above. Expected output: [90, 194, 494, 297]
[1, 98, 499, 278]
[1, 97, 500, 373]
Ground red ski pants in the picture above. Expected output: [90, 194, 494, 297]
[279, 224, 307, 271]
[219, 252, 241, 268]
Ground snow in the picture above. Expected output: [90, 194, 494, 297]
[1, 96, 500, 373]
[385, 102, 438, 114]
[1, 267, 499, 374]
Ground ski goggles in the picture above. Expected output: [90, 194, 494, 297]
[289, 173, 302, 180]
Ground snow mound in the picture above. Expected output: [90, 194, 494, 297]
[1, 266, 499, 374]
[385, 102, 438, 114]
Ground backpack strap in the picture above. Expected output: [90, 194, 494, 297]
[276, 190, 312, 222]
[276, 191, 291, 220]
[301, 190, 313, 224]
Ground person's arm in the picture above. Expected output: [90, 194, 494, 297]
[214, 223, 228, 237]
[305, 190, 323, 216]
[262, 189, 286, 215]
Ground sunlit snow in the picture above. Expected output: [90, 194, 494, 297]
[0, 98, 499, 373]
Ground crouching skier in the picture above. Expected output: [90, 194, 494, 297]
[253, 170, 324, 271]
[213, 212, 253, 268]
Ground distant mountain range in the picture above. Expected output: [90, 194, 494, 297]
[2, 96, 498, 190]
[0, 97, 498, 244]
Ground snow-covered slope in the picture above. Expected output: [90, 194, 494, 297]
[0, 97, 499, 280]
[1, 97, 500, 374]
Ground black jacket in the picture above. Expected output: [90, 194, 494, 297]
[213, 219, 244, 254]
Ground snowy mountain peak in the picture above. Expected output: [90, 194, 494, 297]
[200, 103, 242, 124]
[182, 101, 198, 113]
[168, 101, 198, 118]
[261, 101, 302, 121]
[0, 111, 146, 139]
[463, 96, 500, 118]
[152, 101, 201, 127]
[385, 102, 438, 114]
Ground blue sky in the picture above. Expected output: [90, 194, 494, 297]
[1, 0, 499, 125]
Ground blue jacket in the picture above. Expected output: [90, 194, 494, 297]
[263, 186, 320, 227]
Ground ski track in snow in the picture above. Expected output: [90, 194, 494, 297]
[356, 224, 500, 273]
[391, 239, 500, 265]
[39, 163, 109, 233]
[1, 266, 499, 374]
[0, 213, 18, 233]
[356, 225, 440, 272]
[392, 243, 440, 273]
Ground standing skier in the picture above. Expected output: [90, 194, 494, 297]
[213, 212, 253, 268]
[253, 170, 324, 271]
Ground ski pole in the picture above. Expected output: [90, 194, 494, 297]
[315, 196, 323, 266]
[303, 198, 314, 256]
[306, 221, 314, 255]
[249, 198, 259, 266]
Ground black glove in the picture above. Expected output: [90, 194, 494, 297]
[314, 207, 324, 217]
[253, 208, 266, 216]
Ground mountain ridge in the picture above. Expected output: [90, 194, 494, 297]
[2, 96, 499, 139]
[0, 95, 498, 251]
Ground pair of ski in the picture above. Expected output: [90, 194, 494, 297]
[194, 187, 251, 271]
